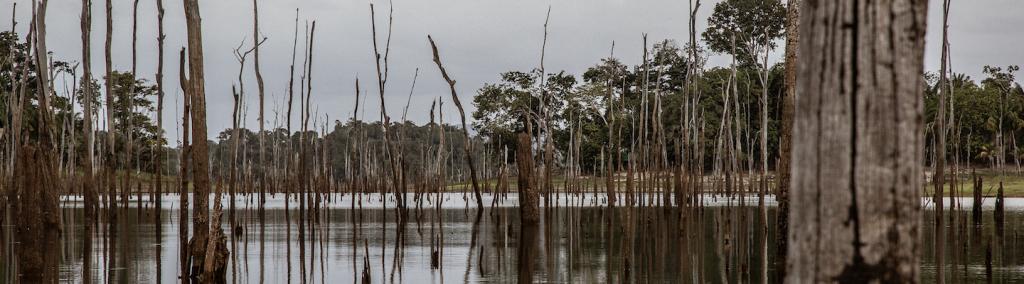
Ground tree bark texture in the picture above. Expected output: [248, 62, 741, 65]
[786, 0, 928, 282]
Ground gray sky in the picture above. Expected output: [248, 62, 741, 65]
[3, 0, 1022, 142]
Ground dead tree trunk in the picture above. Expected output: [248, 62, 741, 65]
[776, 0, 799, 280]
[971, 174, 981, 226]
[103, 0, 116, 217]
[516, 132, 539, 225]
[995, 182, 1004, 235]
[933, 1, 951, 282]
[177, 47, 192, 284]
[16, 2, 61, 282]
[428, 35, 483, 211]
[252, 0, 267, 210]
[155, 0, 165, 219]
[80, 0, 98, 281]
[786, 0, 928, 282]
[369, 4, 406, 211]
[182, 0, 224, 281]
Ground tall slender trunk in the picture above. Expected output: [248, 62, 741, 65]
[155, 0, 165, 222]
[103, 0, 116, 217]
[369, 4, 406, 211]
[776, 0, 799, 280]
[252, 0, 267, 210]
[125, 0, 139, 209]
[933, 1, 951, 283]
[428, 35, 483, 210]
[177, 47, 192, 284]
[786, 0, 928, 281]
[182, 0, 222, 280]
[80, 0, 97, 281]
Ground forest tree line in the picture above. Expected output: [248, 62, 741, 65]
[4, 30, 1020, 180]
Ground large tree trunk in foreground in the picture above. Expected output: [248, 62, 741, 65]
[786, 0, 928, 282]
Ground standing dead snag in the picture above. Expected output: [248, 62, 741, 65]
[252, 0, 267, 208]
[15, 1, 61, 282]
[182, 0, 227, 281]
[177, 47, 193, 283]
[124, 0, 140, 210]
[427, 35, 483, 211]
[776, 0, 799, 280]
[516, 132, 539, 224]
[933, 0, 951, 282]
[103, 0, 116, 216]
[80, 0, 98, 281]
[155, 0, 166, 219]
[369, 4, 407, 211]
[786, 0, 928, 282]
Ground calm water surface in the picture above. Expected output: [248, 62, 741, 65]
[9, 193, 1023, 283]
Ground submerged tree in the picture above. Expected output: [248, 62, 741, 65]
[776, 0, 799, 280]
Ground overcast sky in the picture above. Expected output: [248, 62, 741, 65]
[3, 0, 1022, 142]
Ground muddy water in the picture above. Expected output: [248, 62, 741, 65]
[15, 194, 1024, 283]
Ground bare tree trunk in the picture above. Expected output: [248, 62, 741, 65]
[369, 4, 406, 211]
[80, 0, 98, 281]
[155, 0, 165, 223]
[786, 0, 928, 282]
[428, 35, 483, 210]
[933, 1, 951, 283]
[103, 0, 116, 218]
[516, 132, 539, 224]
[776, 0, 799, 280]
[177, 47, 192, 284]
[252, 0, 267, 210]
[182, 0, 223, 281]
[126, 0, 139, 210]
[15, 2, 60, 282]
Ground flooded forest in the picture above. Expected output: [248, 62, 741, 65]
[2, 0, 1024, 283]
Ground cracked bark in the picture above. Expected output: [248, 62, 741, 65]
[786, 0, 928, 282]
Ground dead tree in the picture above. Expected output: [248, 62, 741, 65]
[252, 0, 267, 207]
[155, 0, 165, 218]
[182, 0, 226, 280]
[776, 0, 799, 280]
[786, 0, 928, 282]
[125, 0, 139, 209]
[933, 0, 951, 282]
[14, 1, 61, 282]
[516, 132, 539, 224]
[428, 35, 483, 211]
[177, 47, 192, 283]
[80, 0, 98, 281]
[369, 4, 407, 211]
[103, 0, 116, 215]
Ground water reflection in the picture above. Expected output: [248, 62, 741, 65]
[15, 194, 1024, 283]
